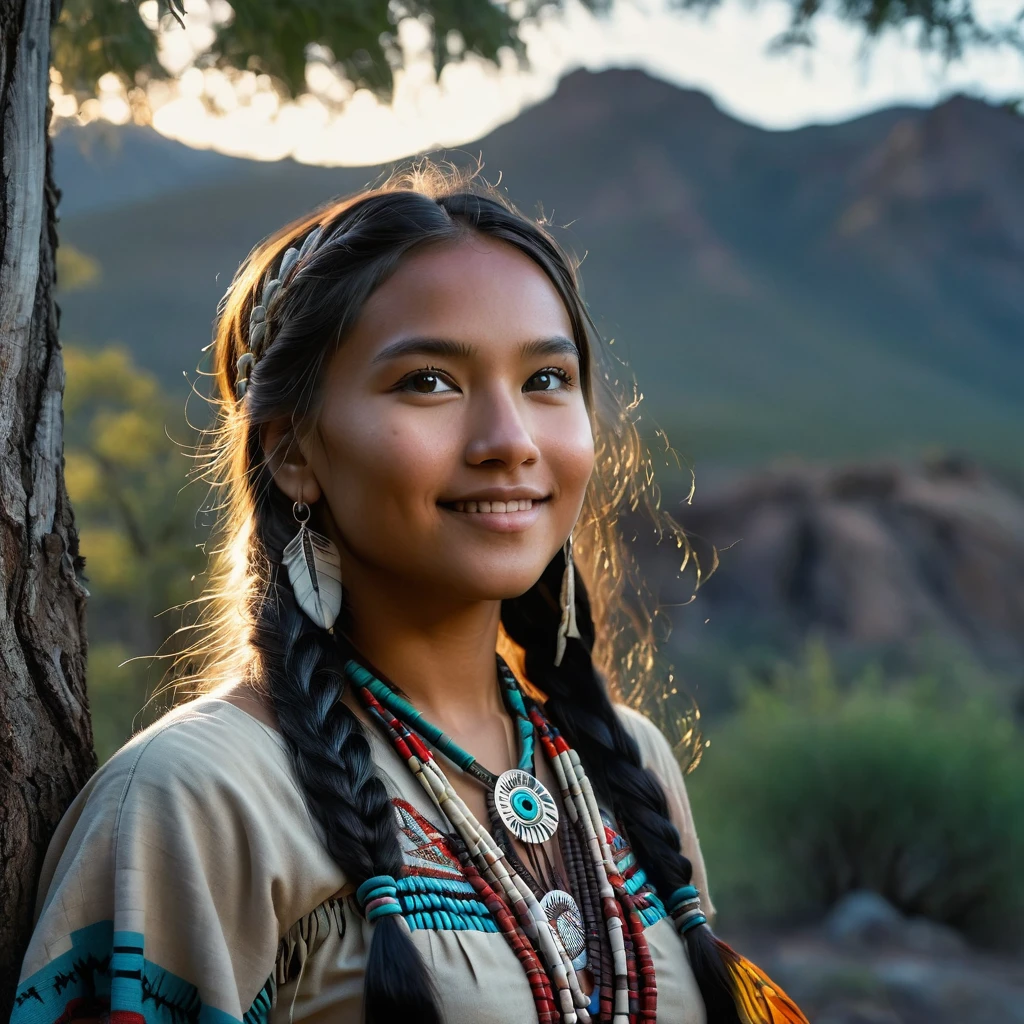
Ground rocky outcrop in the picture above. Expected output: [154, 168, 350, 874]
[649, 455, 1024, 706]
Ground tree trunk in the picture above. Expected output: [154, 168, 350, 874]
[0, 0, 95, 1016]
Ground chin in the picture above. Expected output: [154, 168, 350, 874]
[444, 564, 554, 603]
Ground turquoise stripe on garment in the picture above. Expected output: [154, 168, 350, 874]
[645, 890, 667, 916]
[109, 928, 145, 1014]
[398, 890, 493, 916]
[242, 974, 276, 1024]
[403, 908, 499, 933]
[11, 920, 264, 1024]
[398, 893, 500, 932]
[12, 921, 114, 1024]
[623, 865, 648, 895]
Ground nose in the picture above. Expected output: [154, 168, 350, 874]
[464, 386, 541, 469]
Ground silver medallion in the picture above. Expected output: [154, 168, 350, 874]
[493, 769, 559, 844]
[540, 889, 587, 970]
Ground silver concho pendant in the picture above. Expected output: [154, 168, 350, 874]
[540, 889, 588, 970]
[493, 769, 559, 844]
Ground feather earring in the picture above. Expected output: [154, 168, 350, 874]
[554, 532, 581, 666]
[282, 501, 343, 630]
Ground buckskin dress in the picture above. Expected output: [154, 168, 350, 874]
[13, 691, 714, 1024]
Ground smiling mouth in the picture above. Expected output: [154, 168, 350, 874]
[439, 498, 547, 513]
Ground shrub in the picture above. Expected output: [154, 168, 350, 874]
[686, 640, 1024, 946]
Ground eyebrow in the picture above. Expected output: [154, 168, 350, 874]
[370, 335, 580, 365]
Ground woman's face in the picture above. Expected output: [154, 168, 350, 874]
[290, 233, 595, 609]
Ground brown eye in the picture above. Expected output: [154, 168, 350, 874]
[525, 367, 573, 392]
[399, 368, 457, 394]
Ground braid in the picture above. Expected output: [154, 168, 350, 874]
[194, 172, 756, 1021]
[250, 489, 441, 1024]
[501, 551, 742, 1024]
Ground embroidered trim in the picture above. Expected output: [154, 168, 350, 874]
[389, 799, 498, 932]
[393, 798, 464, 880]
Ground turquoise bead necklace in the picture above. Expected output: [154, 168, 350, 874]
[346, 652, 561, 847]
[352, 654, 534, 774]
[344, 652, 636, 1021]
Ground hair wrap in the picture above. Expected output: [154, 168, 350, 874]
[357, 873, 402, 922]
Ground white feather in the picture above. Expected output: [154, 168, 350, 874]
[283, 524, 343, 629]
[554, 536, 581, 666]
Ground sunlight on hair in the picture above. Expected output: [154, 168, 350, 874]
[158, 157, 717, 770]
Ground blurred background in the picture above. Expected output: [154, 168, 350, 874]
[52, 0, 1023, 1019]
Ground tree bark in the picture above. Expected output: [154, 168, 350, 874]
[0, 0, 95, 1016]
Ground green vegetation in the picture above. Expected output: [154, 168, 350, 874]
[56, 244, 101, 292]
[686, 638, 1024, 946]
[64, 344, 207, 761]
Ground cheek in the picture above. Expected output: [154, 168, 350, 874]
[544, 412, 596, 506]
[556, 410, 596, 476]
[317, 407, 452, 524]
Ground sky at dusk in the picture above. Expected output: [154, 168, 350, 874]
[65, 0, 1024, 165]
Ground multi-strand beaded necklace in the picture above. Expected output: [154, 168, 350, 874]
[343, 651, 679, 1024]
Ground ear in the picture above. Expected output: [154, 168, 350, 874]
[261, 417, 322, 505]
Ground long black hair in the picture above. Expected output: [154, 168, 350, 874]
[182, 159, 735, 1022]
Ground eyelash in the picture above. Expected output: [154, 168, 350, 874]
[396, 365, 576, 393]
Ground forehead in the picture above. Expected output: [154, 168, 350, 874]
[345, 234, 575, 355]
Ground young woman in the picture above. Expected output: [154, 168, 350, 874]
[14, 164, 807, 1024]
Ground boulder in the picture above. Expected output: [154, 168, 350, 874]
[825, 891, 907, 946]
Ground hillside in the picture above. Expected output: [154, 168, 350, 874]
[53, 68, 1024, 472]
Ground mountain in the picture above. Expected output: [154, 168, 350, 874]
[53, 68, 1024, 473]
[53, 118, 245, 216]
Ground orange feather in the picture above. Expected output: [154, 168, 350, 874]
[715, 938, 811, 1024]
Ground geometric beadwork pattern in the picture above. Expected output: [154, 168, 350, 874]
[601, 809, 668, 929]
[391, 799, 500, 934]
[388, 799, 666, 936]
[393, 799, 465, 880]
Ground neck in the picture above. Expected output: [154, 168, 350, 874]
[341, 585, 507, 728]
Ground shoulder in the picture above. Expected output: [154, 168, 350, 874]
[30, 697, 332, 939]
[52, 697, 311, 866]
[20, 702, 332, 1014]
[612, 703, 717, 919]
[106, 697, 296, 803]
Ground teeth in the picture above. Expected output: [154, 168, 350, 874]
[450, 498, 535, 513]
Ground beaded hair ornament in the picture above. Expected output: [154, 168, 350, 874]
[234, 224, 324, 401]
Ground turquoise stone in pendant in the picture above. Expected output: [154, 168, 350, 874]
[494, 769, 559, 844]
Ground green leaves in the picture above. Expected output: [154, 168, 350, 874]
[52, 0, 530, 101]
[53, 0, 166, 98]
[55, 0, 1023, 106]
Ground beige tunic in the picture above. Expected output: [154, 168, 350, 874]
[14, 695, 713, 1024]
